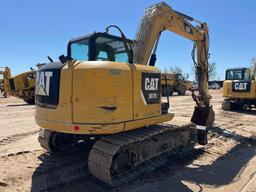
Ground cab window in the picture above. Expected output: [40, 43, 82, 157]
[226, 69, 252, 81]
[69, 34, 130, 63]
[244, 70, 251, 81]
[95, 36, 129, 62]
[70, 39, 89, 61]
[115, 52, 129, 62]
[226, 70, 243, 80]
[96, 51, 108, 61]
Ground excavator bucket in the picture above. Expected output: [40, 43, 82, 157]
[191, 105, 215, 145]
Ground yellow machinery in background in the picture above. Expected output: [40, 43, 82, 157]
[0, 66, 36, 104]
[0, 67, 11, 98]
[222, 67, 256, 110]
[35, 2, 214, 185]
[162, 73, 191, 96]
[9, 70, 36, 104]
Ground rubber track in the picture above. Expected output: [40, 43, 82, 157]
[88, 123, 197, 186]
[50, 144, 204, 192]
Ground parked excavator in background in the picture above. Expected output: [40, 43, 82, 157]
[162, 73, 191, 96]
[0, 66, 36, 104]
[222, 67, 256, 110]
[35, 2, 214, 185]
[9, 70, 36, 104]
[3, 63, 45, 104]
[0, 67, 11, 98]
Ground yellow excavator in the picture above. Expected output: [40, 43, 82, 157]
[222, 67, 256, 110]
[0, 66, 36, 103]
[35, 2, 214, 185]
[0, 67, 11, 98]
[8, 70, 36, 104]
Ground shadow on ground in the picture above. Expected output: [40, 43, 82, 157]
[132, 126, 256, 192]
[30, 142, 95, 192]
[232, 109, 256, 116]
[30, 126, 256, 192]
[7, 103, 30, 107]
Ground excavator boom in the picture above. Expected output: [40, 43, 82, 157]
[133, 2, 206, 65]
[132, 2, 213, 127]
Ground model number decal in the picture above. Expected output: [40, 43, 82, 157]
[141, 73, 161, 104]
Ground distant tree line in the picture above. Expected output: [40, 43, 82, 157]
[162, 63, 218, 81]
[208, 62, 217, 81]
[190, 62, 217, 81]
[162, 66, 183, 74]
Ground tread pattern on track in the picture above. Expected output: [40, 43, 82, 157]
[0, 131, 38, 146]
[88, 123, 197, 186]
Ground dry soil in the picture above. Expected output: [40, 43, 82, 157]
[0, 90, 255, 192]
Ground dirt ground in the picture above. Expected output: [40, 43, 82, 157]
[0, 90, 255, 192]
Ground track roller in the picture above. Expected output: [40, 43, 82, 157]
[38, 129, 77, 153]
[88, 124, 197, 186]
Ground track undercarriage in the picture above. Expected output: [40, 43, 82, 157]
[38, 123, 198, 186]
[222, 99, 256, 111]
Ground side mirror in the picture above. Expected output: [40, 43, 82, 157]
[59, 55, 71, 64]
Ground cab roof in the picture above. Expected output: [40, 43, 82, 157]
[226, 67, 250, 71]
[68, 32, 133, 45]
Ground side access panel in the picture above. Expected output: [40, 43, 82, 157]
[72, 61, 133, 124]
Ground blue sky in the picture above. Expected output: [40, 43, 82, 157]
[0, 0, 255, 79]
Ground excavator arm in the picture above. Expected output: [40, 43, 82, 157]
[133, 2, 214, 130]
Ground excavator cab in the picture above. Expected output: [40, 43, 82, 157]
[67, 32, 132, 63]
[225, 68, 252, 81]
[222, 67, 256, 110]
